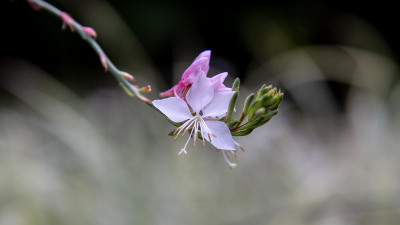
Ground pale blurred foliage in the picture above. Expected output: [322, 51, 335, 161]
[1, 51, 400, 225]
[2, 1, 400, 225]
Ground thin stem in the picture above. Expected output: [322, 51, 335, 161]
[27, 0, 150, 104]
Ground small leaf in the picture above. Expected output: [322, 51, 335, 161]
[232, 78, 240, 91]
[225, 91, 238, 122]
[234, 93, 255, 128]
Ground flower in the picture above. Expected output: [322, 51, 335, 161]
[153, 71, 238, 168]
[160, 50, 232, 98]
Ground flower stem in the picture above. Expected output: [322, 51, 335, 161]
[27, 0, 151, 105]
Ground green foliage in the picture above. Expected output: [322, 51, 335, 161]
[229, 81, 283, 136]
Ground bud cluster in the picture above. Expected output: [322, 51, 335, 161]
[224, 79, 283, 136]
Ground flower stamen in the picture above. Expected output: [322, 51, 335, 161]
[234, 151, 239, 161]
[222, 150, 237, 168]
[174, 117, 195, 139]
[198, 118, 215, 142]
[178, 122, 196, 156]
[226, 151, 231, 159]
[193, 121, 199, 147]
[234, 140, 245, 152]
[181, 119, 195, 136]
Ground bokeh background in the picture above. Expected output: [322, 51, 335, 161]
[1, 0, 400, 224]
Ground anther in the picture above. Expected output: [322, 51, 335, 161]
[234, 152, 239, 161]
[226, 151, 231, 159]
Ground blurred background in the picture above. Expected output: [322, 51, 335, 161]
[1, 0, 400, 224]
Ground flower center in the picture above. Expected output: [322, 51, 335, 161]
[174, 114, 215, 156]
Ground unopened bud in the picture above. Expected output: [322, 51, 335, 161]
[82, 26, 97, 39]
[257, 110, 279, 127]
[232, 85, 283, 136]
[246, 102, 257, 122]
[233, 93, 255, 127]
[123, 84, 151, 102]
[138, 85, 152, 93]
[248, 86, 278, 121]
[256, 84, 272, 100]
[61, 12, 74, 32]
[139, 96, 152, 104]
[248, 95, 269, 120]
[268, 92, 284, 110]
[267, 88, 277, 97]
[243, 93, 255, 115]
[119, 71, 135, 81]
[225, 91, 238, 122]
[263, 109, 278, 120]
[255, 107, 266, 116]
[232, 78, 240, 91]
[259, 94, 273, 108]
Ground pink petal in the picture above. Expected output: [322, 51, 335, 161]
[152, 97, 192, 123]
[202, 91, 236, 118]
[209, 72, 232, 92]
[159, 50, 211, 98]
[159, 86, 175, 97]
[181, 50, 211, 85]
[194, 50, 211, 63]
[204, 121, 235, 150]
[186, 72, 214, 113]
[173, 81, 186, 97]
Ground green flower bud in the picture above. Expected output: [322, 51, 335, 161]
[232, 78, 240, 91]
[225, 91, 238, 122]
[255, 107, 266, 116]
[256, 84, 272, 101]
[267, 91, 284, 110]
[231, 117, 263, 136]
[228, 83, 283, 137]
[261, 109, 278, 120]
[246, 101, 257, 122]
[256, 110, 279, 127]
[235, 93, 254, 125]
[259, 93, 274, 108]
[247, 94, 271, 120]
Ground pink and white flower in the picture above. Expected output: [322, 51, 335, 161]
[160, 50, 232, 98]
[153, 71, 238, 167]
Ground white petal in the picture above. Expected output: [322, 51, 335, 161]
[209, 72, 228, 90]
[203, 120, 235, 150]
[152, 97, 192, 123]
[202, 91, 235, 118]
[186, 72, 214, 113]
